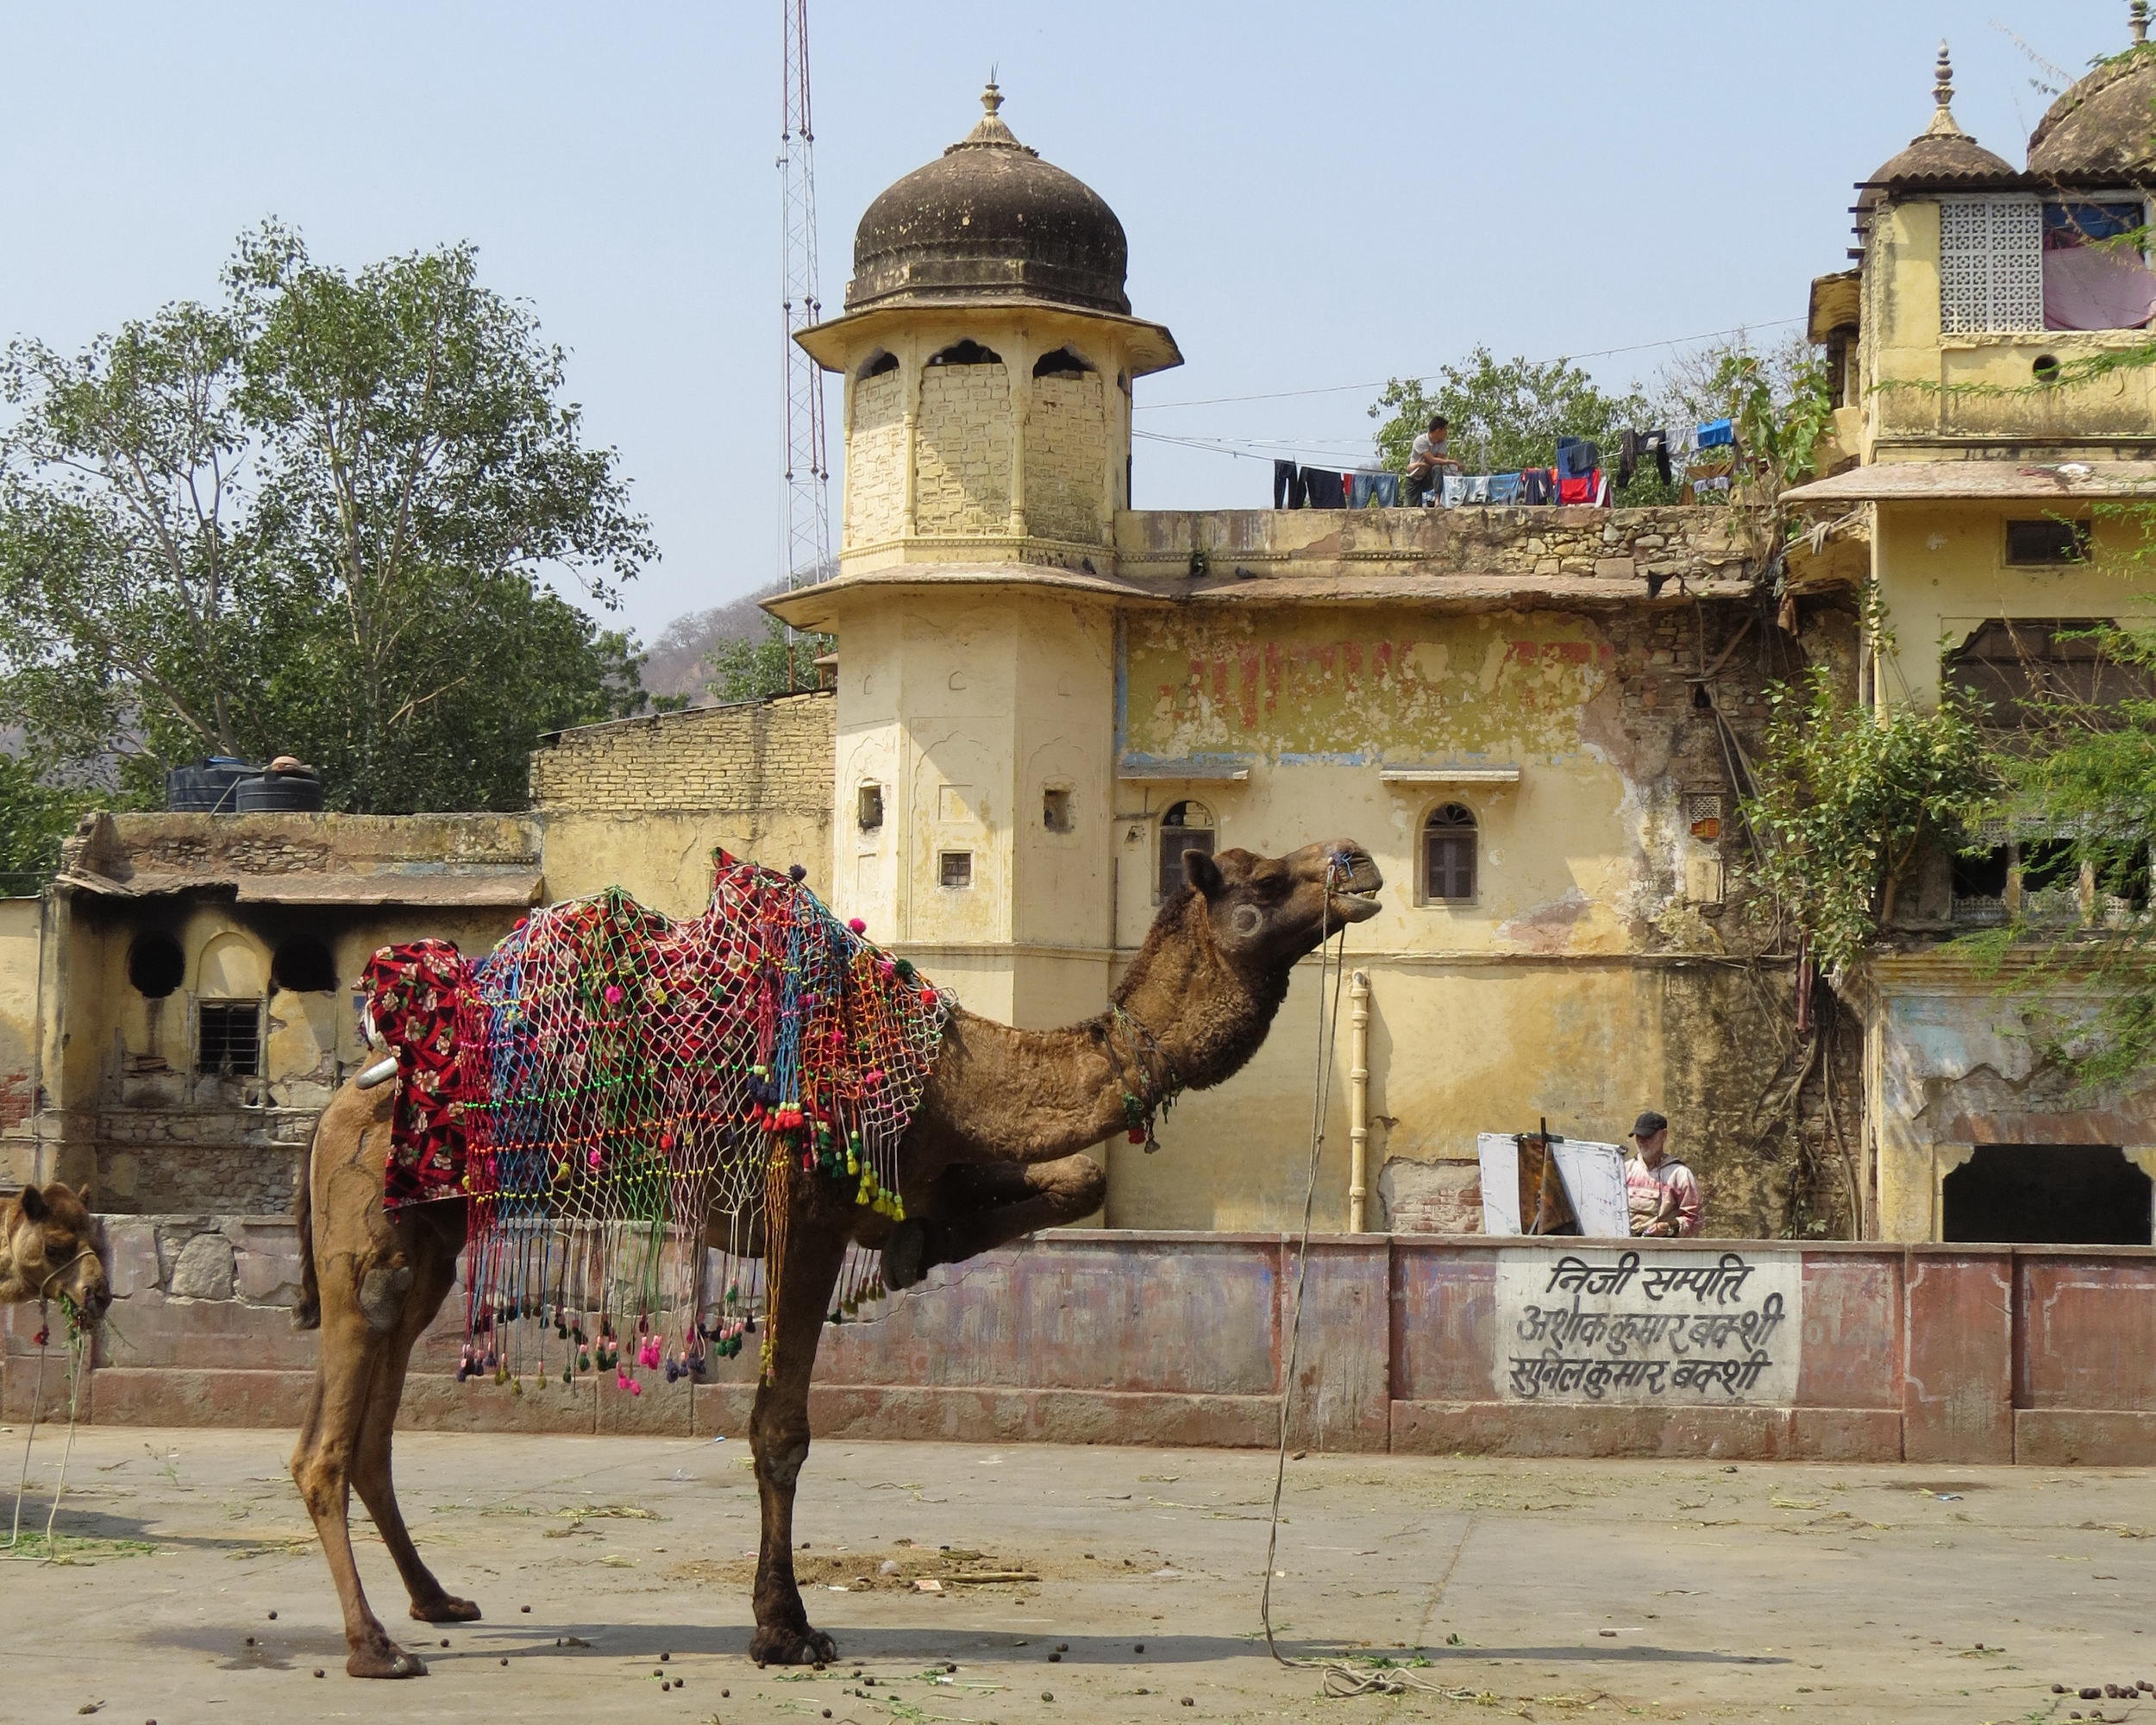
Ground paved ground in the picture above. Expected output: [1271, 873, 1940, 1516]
[3, 1427, 2153, 1724]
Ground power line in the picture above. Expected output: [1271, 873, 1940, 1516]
[1131, 317, 1806, 413]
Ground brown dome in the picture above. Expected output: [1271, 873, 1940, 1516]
[2028, 20, 2156, 180]
[845, 84, 1130, 317]
[1863, 44, 2015, 196]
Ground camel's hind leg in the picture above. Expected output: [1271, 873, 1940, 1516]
[748, 1216, 848, 1667]
[347, 1206, 475, 1625]
[884, 1152, 1106, 1289]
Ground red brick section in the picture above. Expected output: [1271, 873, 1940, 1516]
[7, 1232, 2155, 1462]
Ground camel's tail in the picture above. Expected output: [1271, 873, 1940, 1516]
[292, 1111, 321, 1332]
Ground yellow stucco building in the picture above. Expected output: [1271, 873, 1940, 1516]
[1783, 24, 2156, 1243]
[770, 84, 1843, 1239]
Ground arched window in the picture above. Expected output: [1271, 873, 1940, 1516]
[1422, 804, 1477, 903]
[1032, 348, 1092, 379]
[272, 938, 339, 994]
[1157, 800, 1216, 901]
[927, 340, 1001, 367]
[859, 350, 899, 379]
[127, 931, 185, 998]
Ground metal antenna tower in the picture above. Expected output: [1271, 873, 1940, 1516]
[779, 0, 830, 589]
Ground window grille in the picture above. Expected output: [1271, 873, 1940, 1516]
[197, 1000, 261, 1076]
[937, 850, 973, 889]
[1422, 804, 1478, 903]
[1683, 791, 1727, 840]
[1940, 198, 2044, 334]
[856, 784, 884, 831]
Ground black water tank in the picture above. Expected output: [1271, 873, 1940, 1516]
[234, 768, 325, 812]
[166, 757, 254, 812]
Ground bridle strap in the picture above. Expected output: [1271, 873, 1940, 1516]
[36, 1247, 101, 1303]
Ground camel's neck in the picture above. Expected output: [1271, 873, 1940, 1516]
[913, 895, 1289, 1161]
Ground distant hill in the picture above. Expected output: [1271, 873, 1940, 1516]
[636, 582, 786, 702]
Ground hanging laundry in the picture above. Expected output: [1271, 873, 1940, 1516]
[1273, 459, 1307, 509]
[1556, 436, 1601, 480]
[1487, 472, 1522, 505]
[1301, 466, 1347, 507]
[1618, 430, 1673, 488]
[1463, 474, 1492, 505]
[1441, 473, 1467, 508]
[1692, 474, 1733, 498]
[1557, 468, 1604, 506]
[1695, 418, 1735, 450]
[1520, 468, 1556, 505]
[1347, 470, 1401, 508]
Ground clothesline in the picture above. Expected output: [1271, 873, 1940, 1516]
[1131, 317, 1806, 413]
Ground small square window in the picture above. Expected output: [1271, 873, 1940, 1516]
[1683, 790, 1727, 840]
[1043, 787, 1074, 832]
[856, 784, 885, 831]
[938, 850, 973, 889]
[197, 1000, 261, 1076]
[2005, 518, 2090, 566]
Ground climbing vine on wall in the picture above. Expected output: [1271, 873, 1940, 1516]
[1741, 659, 1997, 975]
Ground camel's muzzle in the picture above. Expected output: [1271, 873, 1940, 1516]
[1324, 844, 1385, 923]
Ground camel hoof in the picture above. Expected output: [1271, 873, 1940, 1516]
[410, 1595, 482, 1623]
[347, 1641, 429, 1679]
[750, 1623, 840, 1666]
[882, 1219, 933, 1290]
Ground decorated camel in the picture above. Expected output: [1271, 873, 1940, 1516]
[0, 1182, 111, 1325]
[290, 837, 1382, 1678]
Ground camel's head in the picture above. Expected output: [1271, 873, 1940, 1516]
[0, 1182, 112, 1323]
[1181, 838, 1383, 974]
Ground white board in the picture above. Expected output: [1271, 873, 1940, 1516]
[1550, 1138, 1631, 1239]
[1476, 1133, 1523, 1235]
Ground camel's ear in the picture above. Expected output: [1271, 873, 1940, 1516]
[18, 1183, 48, 1222]
[1182, 849, 1223, 897]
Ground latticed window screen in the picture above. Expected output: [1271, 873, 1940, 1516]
[1940, 198, 2044, 334]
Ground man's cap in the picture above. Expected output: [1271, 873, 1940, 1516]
[1632, 1110, 1669, 1138]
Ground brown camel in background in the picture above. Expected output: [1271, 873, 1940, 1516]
[0, 1182, 112, 1321]
[289, 837, 1382, 1677]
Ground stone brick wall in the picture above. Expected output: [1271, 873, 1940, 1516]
[1024, 371, 1107, 545]
[530, 692, 836, 815]
[845, 367, 906, 547]
[914, 361, 1011, 534]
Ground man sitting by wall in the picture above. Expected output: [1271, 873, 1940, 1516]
[1404, 415, 1457, 507]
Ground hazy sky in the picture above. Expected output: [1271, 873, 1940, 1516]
[0, 2, 2135, 643]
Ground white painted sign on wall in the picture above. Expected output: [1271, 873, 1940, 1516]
[1494, 1247, 1802, 1404]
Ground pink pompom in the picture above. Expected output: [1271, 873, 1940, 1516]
[604, 984, 624, 1005]
[588, 1147, 604, 1170]
[848, 918, 867, 934]
[629, 1380, 642, 1396]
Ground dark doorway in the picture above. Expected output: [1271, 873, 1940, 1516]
[1942, 1144, 2153, 1245]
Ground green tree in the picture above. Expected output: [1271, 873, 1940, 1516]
[0, 223, 654, 812]
[1959, 609, 2156, 1088]
[1742, 662, 1999, 973]
[1368, 346, 1664, 500]
[0, 752, 92, 889]
[707, 616, 833, 703]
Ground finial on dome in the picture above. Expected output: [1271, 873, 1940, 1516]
[1922, 41, 1968, 138]
[2134, 1, 2150, 47]
[960, 72, 1023, 148]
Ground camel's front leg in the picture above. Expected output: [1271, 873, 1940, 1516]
[348, 1208, 476, 1626]
[748, 1217, 848, 1666]
[883, 1153, 1106, 1289]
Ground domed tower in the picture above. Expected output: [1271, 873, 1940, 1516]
[796, 83, 1181, 571]
[2029, 1, 2156, 180]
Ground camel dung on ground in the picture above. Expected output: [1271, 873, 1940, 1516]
[289, 836, 1382, 1677]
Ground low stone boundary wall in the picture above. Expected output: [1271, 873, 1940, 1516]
[4, 1222, 2151, 1464]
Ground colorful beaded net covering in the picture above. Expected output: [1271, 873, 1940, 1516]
[360, 853, 950, 1390]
